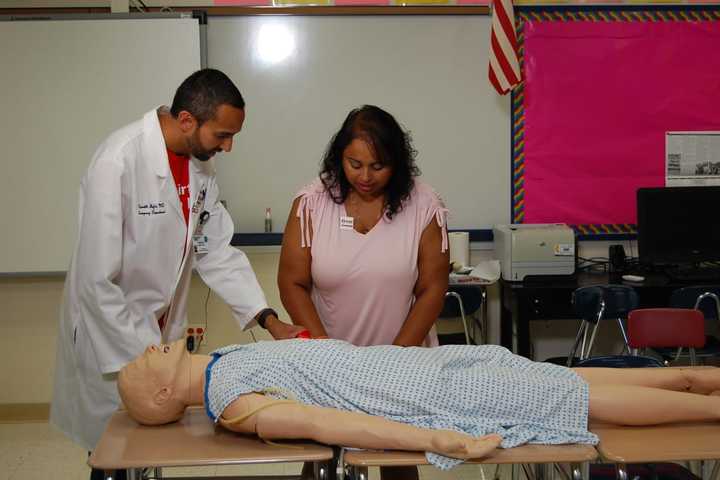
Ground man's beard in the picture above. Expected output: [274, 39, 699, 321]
[187, 131, 218, 162]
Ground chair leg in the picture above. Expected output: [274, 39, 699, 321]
[568, 322, 587, 367]
[445, 291, 471, 345]
[615, 318, 630, 354]
[585, 321, 602, 360]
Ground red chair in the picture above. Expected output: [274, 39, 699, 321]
[628, 308, 706, 365]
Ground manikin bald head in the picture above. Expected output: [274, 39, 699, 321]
[118, 340, 189, 425]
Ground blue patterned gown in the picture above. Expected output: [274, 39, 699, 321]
[205, 339, 597, 470]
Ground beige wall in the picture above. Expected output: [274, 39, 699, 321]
[0, 246, 500, 405]
[0, 241, 625, 405]
[0, 250, 280, 404]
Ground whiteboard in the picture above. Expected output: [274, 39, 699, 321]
[0, 16, 201, 273]
[207, 15, 510, 234]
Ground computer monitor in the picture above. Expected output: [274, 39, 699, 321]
[637, 186, 720, 266]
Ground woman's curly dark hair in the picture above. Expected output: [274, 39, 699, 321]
[319, 105, 420, 220]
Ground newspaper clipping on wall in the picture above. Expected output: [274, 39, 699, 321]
[666, 132, 720, 186]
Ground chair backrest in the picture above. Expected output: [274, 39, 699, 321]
[603, 285, 640, 318]
[628, 308, 706, 349]
[572, 285, 638, 324]
[572, 286, 606, 323]
[439, 286, 483, 318]
[670, 285, 720, 320]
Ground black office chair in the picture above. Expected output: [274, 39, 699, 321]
[546, 285, 638, 367]
[437, 285, 484, 345]
[660, 285, 720, 363]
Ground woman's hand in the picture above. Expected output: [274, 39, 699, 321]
[430, 430, 502, 459]
[266, 315, 307, 340]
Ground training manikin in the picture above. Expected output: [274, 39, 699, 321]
[119, 339, 720, 470]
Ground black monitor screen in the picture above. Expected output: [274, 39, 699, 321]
[637, 186, 720, 266]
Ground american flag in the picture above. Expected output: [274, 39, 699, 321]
[488, 0, 521, 95]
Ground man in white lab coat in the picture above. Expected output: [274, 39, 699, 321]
[50, 69, 303, 473]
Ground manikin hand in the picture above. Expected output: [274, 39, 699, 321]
[430, 431, 503, 460]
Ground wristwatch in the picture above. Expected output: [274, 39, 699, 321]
[255, 308, 277, 329]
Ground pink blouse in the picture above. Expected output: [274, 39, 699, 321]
[295, 178, 449, 347]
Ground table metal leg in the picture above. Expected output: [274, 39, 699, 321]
[708, 459, 719, 480]
[346, 466, 368, 480]
[570, 463, 587, 480]
[614, 463, 629, 480]
[689, 459, 702, 477]
[314, 460, 332, 480]
[534, 463, 555, 480]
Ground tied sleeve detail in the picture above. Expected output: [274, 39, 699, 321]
[424, 184, 450, 253]
[294, 180, 325, 248]
[434, 205, 450, 253]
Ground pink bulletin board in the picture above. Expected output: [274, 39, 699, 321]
[511, 7, 720, 237]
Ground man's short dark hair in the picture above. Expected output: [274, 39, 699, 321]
[170, 69, 245, 125]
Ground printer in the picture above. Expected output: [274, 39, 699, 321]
[493, 224, 576, 281]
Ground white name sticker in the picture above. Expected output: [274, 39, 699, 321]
[340, 216, 354, 230]
[554, 243, 575, 256]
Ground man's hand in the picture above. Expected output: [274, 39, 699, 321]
[430, 431, 502, 460]
[265, 314, 306, 340]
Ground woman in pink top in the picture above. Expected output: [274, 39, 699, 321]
[278, 105, 450, 349]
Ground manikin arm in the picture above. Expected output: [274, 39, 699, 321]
[220, 393, 502, 460]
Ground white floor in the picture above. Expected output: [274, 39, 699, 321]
[0, 422, 503, 480]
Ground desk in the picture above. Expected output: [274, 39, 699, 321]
[89, 407, 334, 480]
[591, 421, 720, 480]
[341, 444, 597, 480]
[500, 272, 690, 358]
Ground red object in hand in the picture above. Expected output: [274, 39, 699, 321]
[295, 329, 312, 339]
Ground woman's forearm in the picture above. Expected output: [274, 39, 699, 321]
[278, 282, 328, 337]
[393, 285, 446, 346]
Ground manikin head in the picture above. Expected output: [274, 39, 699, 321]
[118, 339, 190, 425]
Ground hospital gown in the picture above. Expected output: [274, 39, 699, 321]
[205, 339, 598, 470]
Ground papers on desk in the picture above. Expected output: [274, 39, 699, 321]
[449, 260, 501, 285]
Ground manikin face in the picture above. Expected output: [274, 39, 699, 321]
[341, 137, 393, 200]
[184, 104, 245, 161]
[123, 339, 188, 384]
[118, 339, 190, 425]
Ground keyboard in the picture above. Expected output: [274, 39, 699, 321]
[665, 266, 720, 283]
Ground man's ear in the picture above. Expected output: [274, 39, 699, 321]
[153, 386, 173, 405]
[176, 110, 198, 134]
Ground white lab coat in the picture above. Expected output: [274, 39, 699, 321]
[50, 108, 268, 450]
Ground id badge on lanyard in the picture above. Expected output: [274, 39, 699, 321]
[192, 210, 210, 254]
[191, 187, 209, 254]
